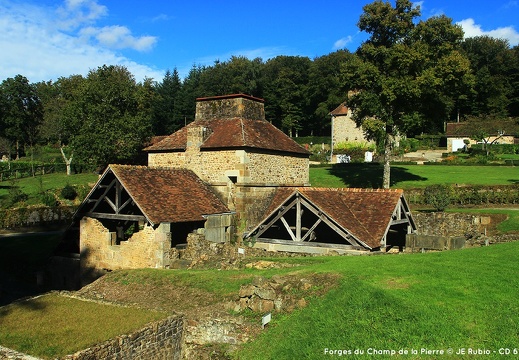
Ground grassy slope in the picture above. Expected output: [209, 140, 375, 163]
[0, 172, 99, 206]
[237, 243, 519, 359]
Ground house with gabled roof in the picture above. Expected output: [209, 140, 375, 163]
[445, 119, 519, 152]
[70, 165, 231, 276]
[330, 102, 375, 163]
[245, 187, 415, 253]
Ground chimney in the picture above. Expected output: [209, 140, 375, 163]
[195, 94, 265, 121]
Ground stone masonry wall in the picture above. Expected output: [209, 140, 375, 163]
[61, 315, 184, 360]
[332, 111, 374, 148]
[195, 96, 265, 121]
[148, 150, 308, 186]
[413, 212, 490, 238]
[148, 151, 185, 168]
[80, 218, 171, 273]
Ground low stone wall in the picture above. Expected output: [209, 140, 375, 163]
[169, 232, 312, 269]
[409, 212, 509, 250]
[61, 315, 184, 360]
[412, 212, 490, 238]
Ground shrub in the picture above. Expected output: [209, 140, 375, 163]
[60, 184, 78, 200]
[424, 184, 452, 211]
[40, 192, 58, 207]
[1, 180, 28, 209]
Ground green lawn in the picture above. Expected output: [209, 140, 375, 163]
[0, 172, 99, 206]
[0, 293, 166, 359]
[2, 242, 518, 359]
[310, 164, 519, 189]
[236, 242, 519, 359]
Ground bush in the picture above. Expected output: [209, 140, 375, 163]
[424, 184, 452, 211]
[40, 192, 58, 207]
[60, 184, 78, 200]
[1, 181, 28, 209]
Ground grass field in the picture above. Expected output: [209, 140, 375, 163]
[310, 164, 519, 189]
[2, 241, 518, 359]
[236, 243, 519, 359]
[0, 172, 99, 206]
[0, 293, 166, 359]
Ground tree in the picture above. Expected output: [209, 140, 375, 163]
[69, 65, 153, 170]
[153, 69, 182, 135]
[0, 75, 43, 160]
[342, 0, 473, 188]
[461, 36, 514, 117]
[262, 56, 312, 135]
[307, 50, 356, 135]
[36, 75, 86, 174]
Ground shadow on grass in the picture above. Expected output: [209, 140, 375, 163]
[329, 163, 427, 188]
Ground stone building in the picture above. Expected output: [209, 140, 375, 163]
[74, 165, 232, 279]
[144, 94, 311, 226]
[330, 102, 375, 163]
[445, 120, 519, 152]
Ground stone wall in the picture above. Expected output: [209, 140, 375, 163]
[195, 95, 265, 121]
[413, 212, 490, 238]
[408, 212, 496, 251]
[61, 315, 184, 360]
[332, 110, 374, 150]
[148, 150, 309, 187]
[80, 218, 172, 274]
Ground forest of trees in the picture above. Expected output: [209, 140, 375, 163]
[1, 0, 518, 172]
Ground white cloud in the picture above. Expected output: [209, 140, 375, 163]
[56, 0, 107, 31]
[333, 36, 353, 50]
[0, 1, 164, 83]
[457, 18, 519, 46]
[80, 25, 157, 51]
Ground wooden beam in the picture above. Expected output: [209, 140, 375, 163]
[301, 217, 322, 242]
[104, 196, 116, 212]
[252, 197, 299, 239]
[280, 216, 297, 241]
[296, 195, 302, 241]
[90, 179, 116, 212]
[256, 238, 363, 251]
[85, 212, 146, 222]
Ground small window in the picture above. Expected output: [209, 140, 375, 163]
[229, 176, 237, 184]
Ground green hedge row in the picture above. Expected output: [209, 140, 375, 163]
[405, 184, 519, 206]
[0, 206, 76, 229]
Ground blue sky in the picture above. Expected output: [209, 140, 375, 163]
[1, 0, 518, 83]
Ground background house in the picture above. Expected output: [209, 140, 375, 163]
[330, 102, 375, 163]
[445, 120, 519, 152]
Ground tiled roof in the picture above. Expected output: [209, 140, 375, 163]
[144, 118, 310, 155]
[446, 120, 519, 137]
[263, 187, 405, 249]
[329, 102, 349, 116]
[109, 165, 229, 224]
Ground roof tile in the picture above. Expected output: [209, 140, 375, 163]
[109, 165, 229, 224]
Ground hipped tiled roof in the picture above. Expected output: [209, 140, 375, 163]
[264, 187, 405, 249]
[143, 118, 310, 155]
[109, 165, 229, 224]
[329, 102, 349, 116]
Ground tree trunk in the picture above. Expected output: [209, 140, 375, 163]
[60, 147, 73, 176]
[382, 133, 391, 189]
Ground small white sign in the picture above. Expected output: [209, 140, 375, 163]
[238, 247, 245, 255]
[262, 312, 271, 329]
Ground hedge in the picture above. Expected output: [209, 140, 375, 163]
[406, 184, 519, 206]
[0, 205, 77, 229]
